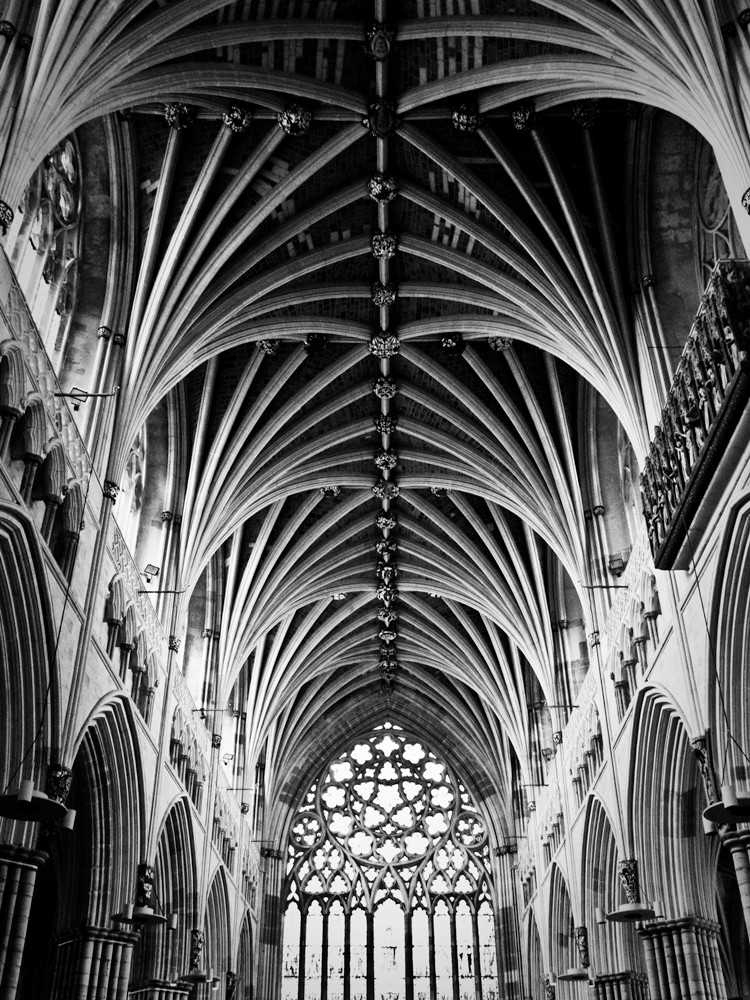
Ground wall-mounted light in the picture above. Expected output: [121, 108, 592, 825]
[142, 564, 160, 584]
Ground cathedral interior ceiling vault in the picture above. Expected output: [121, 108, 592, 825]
[2, 0, 748, 848]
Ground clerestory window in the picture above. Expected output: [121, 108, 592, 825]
[281, 723, 500, 1000]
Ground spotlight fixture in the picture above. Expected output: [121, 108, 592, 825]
[142, 563, 160, 583]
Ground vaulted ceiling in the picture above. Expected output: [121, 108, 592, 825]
[3, 0, 741, 823]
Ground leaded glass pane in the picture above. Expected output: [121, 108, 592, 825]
[283, 723, 500, 1000]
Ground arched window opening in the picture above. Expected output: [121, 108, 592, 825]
[281, 723, 501, 1000]
[10, 136, 82, 361]
[115, 427, 146, 555]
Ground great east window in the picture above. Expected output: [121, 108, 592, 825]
[281, 724, 501, 1000]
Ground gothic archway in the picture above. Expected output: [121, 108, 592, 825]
[280, 722, 501, 1000]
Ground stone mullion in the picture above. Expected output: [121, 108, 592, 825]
[471, 909, 482, 1000]
[343, 910, 351, 1000]
[297, 906, 306, 1000]
[321, 906, 329, 1000]
[403, 907, 414, 1000]
[427, 910, 437, 1000]
[449, 910, 460, 1000]
[366, 910, 374, 1000]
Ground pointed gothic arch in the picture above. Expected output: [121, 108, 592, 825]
[278, 722, 501, 1000]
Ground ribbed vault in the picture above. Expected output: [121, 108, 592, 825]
[2, 0, 744, 833]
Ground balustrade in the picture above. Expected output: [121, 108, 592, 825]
[642, 259, 750, 568]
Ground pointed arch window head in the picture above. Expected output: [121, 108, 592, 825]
[12, 136, 82, 360]
[282, 722, 500, 1000]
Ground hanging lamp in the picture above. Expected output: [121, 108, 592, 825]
[702, 780, 750, 824]
[607, 858, 655, 921]
[557, 925, 591, 981]
[0, 776, 69, 823]
[113, 862, 167, 926]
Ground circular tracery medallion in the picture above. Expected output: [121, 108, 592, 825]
[286, 724, 492, 909]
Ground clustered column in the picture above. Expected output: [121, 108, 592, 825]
[48, 925, 140, 1000]
[720, 830, 750, 944]
[637, 916, 727, 1000]
[0, 845, 49, 997]
[590, 971, 650, 1000]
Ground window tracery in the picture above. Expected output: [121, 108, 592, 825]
[282, 724, 500, 1000]
[695, 137, 744, 291]
[12, 136, 82, 359]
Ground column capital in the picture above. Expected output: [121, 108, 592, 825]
[0, 843, 49, 870]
